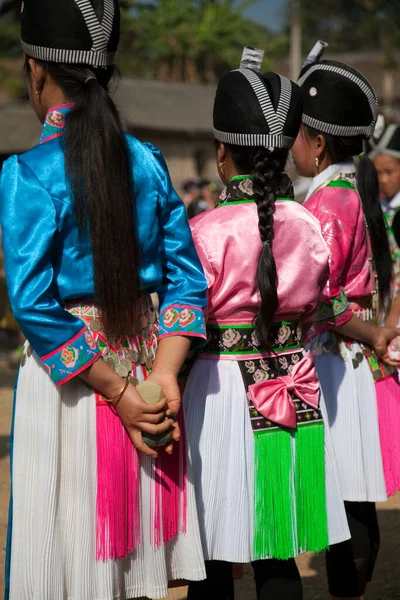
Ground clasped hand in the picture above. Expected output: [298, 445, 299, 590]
[114, 373, 181, 458]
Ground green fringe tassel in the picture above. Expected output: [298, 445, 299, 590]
[253, 421, 328, 560]
[295, 422, 329, 552]
[253, 428, 296, 560]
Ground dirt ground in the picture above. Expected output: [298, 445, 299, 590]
[0, 364, 399, 600]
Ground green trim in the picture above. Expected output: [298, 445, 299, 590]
[208, 321, 299, 329]
[315, 290, 349, 323]
[220, 199, 255, 205]
[230, 174, 252, 182]
[327, 180, 356, 190]
[203, 344, 302, 355]
[220, 197, 294, 205]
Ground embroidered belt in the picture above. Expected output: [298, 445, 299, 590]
[201, 321, 303, 358]
[200, 322, 322, 432]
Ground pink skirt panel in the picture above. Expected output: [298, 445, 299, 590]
[376, 373, 400, 497]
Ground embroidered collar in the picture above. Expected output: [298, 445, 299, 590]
[217, 174, 295, 207]
[381, 190, 400, 215]
[39, 103, 74, 145]
[306, 160, 356, 200]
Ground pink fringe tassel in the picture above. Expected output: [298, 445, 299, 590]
[153, 410, 187, 547]
[95, 400, 140, 561]
[376, 373, 400, 497]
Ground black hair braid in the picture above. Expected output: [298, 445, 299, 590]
[252, 148, 288, 348]
[225, 144, 290, 347]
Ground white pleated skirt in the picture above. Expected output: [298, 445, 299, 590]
[7, 351, 205, 600]
[182, 358, 350, 564]
[313, 340, 387, 502]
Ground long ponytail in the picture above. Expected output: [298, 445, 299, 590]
[25, 59, 141, 335]
[304, 126, 393, 312]
[226, 144, 290, 347]
[357, 154, 392, 310]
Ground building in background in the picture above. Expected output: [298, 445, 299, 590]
[0, 78, 218, 194]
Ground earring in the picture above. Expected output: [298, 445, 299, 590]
[315, 157, 319, 168]
[219, 161, 225, 175]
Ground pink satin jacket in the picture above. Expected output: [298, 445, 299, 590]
[304, 168, 372, 334]
[190, 200, 329, 335]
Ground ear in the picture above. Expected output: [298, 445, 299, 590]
[216, 141, 227, 164]
[315, 134, 326, 158]
[28, 58, 47, 94]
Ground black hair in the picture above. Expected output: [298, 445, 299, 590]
[305, 125, 393, 312]
[25, 58, 140, 335]
[226, 144, 292, 348]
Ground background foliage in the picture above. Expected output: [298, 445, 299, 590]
[0, 0, 398, 98]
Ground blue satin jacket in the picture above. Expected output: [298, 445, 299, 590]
[0, 104, 207, 385]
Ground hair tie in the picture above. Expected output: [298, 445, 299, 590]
[85, 76, 97, 84]
[263, 240, 270, 247]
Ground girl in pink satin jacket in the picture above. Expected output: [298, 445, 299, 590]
[183, 53, 350, 600]
[293, 48, 400, 599]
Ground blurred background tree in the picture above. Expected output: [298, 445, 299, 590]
[0, 0, 285, 95]
[119, 0, 286, 82]
[0, 0, 398, 105]
[287, 0, 400, 110]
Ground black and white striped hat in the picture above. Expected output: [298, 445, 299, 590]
[369, 120, 400, 160]
[21, 0, 120, 67]
[213, 69, 302, 150]
[298, 51, 378, 138]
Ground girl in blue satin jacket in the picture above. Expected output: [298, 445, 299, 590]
[1, 1, 207, 599]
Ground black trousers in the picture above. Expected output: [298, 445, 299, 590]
[187, 558, 303, 600]
[326, 501, 380, 597]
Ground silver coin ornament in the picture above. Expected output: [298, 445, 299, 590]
[120, 358, 132, 373]
[116, 364, 129, 378]
[90, 319, 101, 332]
[129, 349, 139, 363]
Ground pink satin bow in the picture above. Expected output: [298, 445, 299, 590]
[248, 351, 320, 429]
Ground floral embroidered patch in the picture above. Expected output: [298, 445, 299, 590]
[315, 290, 349, 323]
[204, 322, 302, 355]
[61, 346, 80, 369]
[39, 103, 74, 145]
[159, 304, 206, 340]
[41, 326, 100, 386]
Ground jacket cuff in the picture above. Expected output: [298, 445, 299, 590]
[313, 291, 353, 335]
[41, 326, 101, 386]
[158, 304, 206, 344]
[315, 290, 351, 323]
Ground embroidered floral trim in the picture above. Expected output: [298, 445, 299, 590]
[315, 290, 350, 323]
[217, 174, 295, 207]
[183, 321, 321, 433]
[67, 298, 158, 385]
[41, 326, 101, 386]
[39, 103, 74, 145]
[204, 322, 302, 355]
[240, 352, 323, 432]
[159, 304, 206, 340]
